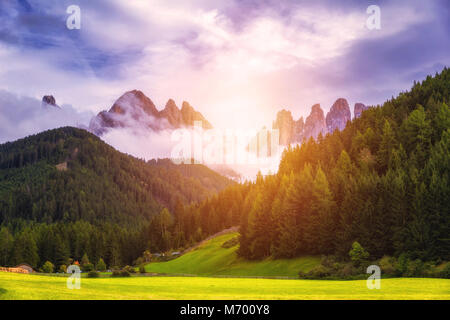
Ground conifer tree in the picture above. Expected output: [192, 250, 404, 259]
[377, 120, 398, 171]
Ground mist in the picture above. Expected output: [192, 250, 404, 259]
[0, 90, 93, 143]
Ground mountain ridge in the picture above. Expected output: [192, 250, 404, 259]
[89, 90, 213, 135]
[272, 99, 369, 146]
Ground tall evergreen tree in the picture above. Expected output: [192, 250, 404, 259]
[12, 230, 39, 267]
[0, 227, 13, 266]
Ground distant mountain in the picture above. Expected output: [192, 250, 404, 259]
[272, 110, 303, 146]
[304, 103, 328, 140]
[272, 98, 370, 146]
[89, 90, 213, 135]
[326, 98, 351, 133]
[354, 103, 368, 119]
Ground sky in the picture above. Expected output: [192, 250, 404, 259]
[0, 0, 449, 137]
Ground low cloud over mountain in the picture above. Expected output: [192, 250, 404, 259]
[0, 90, 93, 144]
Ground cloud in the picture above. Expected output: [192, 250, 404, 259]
[100, 127, 174, 161]
[100, 124, 283, 181]
[0, 90, 93, 143]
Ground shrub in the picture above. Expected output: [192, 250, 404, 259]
[338, 263, 357, 278]
[143, 250, 152, 263]
[421, 262, 437, 277]
[111, 270, 121, 277]
[134, 257, 144, 266]
[82, 263, 94, 272]
[349, 241, 369, 267]
[120, 270, 131, 277]
[59, 264, 67, 273]
[222, 237, 239, 248]
[96, 258, 106, 272]
[395, 253, 409, 276]
[111, 269, 131, 277]
[320, 255, 338, 268]
[379, 256, 395, 275]
[320, 257, 344, 275]
[308, 264, 331, 278]
[87, 271, 100, 278]
[440, 263, 450, 279]
[332, 262, 343, 273]
[123, 265, 136, 274]
[81, 253, 90, 266]
[42, 261, 54, 273]
[406, 259, 425, 277]
[139, 264, 146, 274]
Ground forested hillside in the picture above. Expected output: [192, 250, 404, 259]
[244, 68, 449, 261]
[0, 127, 232, 268]
[187, 68, 450, 263]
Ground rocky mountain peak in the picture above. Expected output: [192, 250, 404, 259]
[354, 103, 368, 119]
[42, 95, 60, 109]
[326, 98, 351, 133]
[181, 101, 192, 111]
[272, 109, 295, 146]
[89, 91, 213, 135]
[160, 99, 182, 127]
[181, 101, 213, 129]
[110, 90, 159, 117]
[304, 104, 327, 140]
[266, 98, 366, 147]
[294, 117, 304, 142]
[164, 99, 178, 110]
[311, 104, 323, 115]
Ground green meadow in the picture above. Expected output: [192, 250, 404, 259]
[144, 232, 319, 277]
[1, 232, 449, 300]
[0, 272, 448, 300]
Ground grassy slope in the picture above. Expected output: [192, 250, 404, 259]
[145, 232, 320, 277]
[1, 272, 449, 300]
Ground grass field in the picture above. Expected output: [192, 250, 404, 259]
[145, 232, 320, 277]
[0, 272, 449, 300]
[2, 232, 448, 300]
